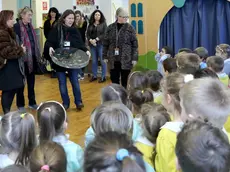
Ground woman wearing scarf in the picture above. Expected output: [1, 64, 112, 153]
[14, 6, 41, 111]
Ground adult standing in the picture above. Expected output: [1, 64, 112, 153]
[14, 6, 41, 110]
[46, 9, 90, 110]
[87, 10, 107, 83]
[0, 10, 26, 114]
[75, 10, 88, 80]
[44, 7, 60, 39]
[103, 7, 138, 88]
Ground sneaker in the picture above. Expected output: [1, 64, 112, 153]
[78, 76, 85, 81]
[18, 107, 26, 113]
[28, 104, 38, 110]
[63, 104, 69, 110]
[98, 78, 106, 83]
[76, 103, 84, 111]
[90, 77, 97, 82]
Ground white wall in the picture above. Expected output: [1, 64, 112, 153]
[51, 0, 72, 13]
[2, 0, 17, 16]
[0, 0, 2, 11]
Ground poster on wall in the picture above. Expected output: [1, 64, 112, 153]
[76, 0, 95, 5]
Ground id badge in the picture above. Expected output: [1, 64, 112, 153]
[114, 48, 119, 56]
[64, 41, 70, 47]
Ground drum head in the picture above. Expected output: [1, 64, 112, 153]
[51, 47, 89, 69]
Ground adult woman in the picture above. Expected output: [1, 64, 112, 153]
[103, 7, 138, 88]
[75, 10, 87, 80]
[44, 7, 60, 39]
[14, 6, 41, 110]
[46, 10, 90, 110]
[87, 10, 107, 83]
[0, 10, 26, 114]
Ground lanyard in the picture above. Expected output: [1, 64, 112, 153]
[116, 26, 122, 48]
[65, 32, 70, 41]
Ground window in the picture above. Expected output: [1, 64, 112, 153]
[137, 3, 143, 17]
[131, 3, 136, 17]
[131, 20, 137, 31]
[138, 20, 143, 34]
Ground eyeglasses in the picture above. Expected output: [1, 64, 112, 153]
[119, 16, 129, 19]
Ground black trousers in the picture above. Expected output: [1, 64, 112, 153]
[1, 87, 24, 114]
[110, 62, 131, 89]
[17, 64, 37, 107]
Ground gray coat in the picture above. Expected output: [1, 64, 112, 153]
[103, 22, 138, 70]
[86, 22, 107, 43]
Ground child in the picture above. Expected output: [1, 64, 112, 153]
[179, 78, 230, 136]
[135, 104, 170, 169]
[84, 132, 147, 172]
[178, 48, 192, 53]
[0, 112, 37, 169]
[85, 84, 143, 146]
[163, 58, 177, 75]
[215, 44, 230, 76]
[129, 89, 153, 121]
[37, 101, 84, 172]
[194, 68, 218, 79]
[193, 47, 208, 69]
[146, 70, 163, 104]
[154, 72, 193, 172]
[155, 46, 173, 75]
[127, 71, 149, 91]
[0, 165, 29, 172]
[176, 120, 230, 172]
[176, 53, 200, 75]
[207, 56, 229, 86]
[30, 141, 67, 172]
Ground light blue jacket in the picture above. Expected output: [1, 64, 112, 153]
[84, 119, 143, 146]
[155, 53, 171, 75]
[224, 59, 230, 76]
[200, 62, 207, 69]
[53, 134, 84, 172]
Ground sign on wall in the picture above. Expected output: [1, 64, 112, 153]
[76, 0, 95, 5]
[42, 1, 48, 10]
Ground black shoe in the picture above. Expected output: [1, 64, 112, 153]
[51, 71, 57, 78]
[90, 77, 97, 82]
[98, 78, 106, 83]
[76, 103, 84, 110]
[63, 104, 69, 110]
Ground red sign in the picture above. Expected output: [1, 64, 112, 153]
[42, 2, 48, 11]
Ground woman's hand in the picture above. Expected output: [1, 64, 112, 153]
[21, 44, 26, 53]
[132, 61, 137, 66]
[104, 59, 108, 63]
[86, 51, 91, 57]
[49, 47, 55, 56]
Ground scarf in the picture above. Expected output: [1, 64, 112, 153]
[19, 20, 41, 73]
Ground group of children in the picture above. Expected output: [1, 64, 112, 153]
[1, 44, 230, 172]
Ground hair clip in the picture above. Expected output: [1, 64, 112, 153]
[217, 45, 224, 53]
[116, 148, 129, 161]
[20, 113, 26, 119]
[184, 74, 194, 83]
[45, 107, 51, 112]
[41, 165, 50, 171]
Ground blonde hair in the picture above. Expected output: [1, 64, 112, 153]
[18, 6, 33, 20]
[176, 53, 200, 75]
[91, 101, 133, 135]
[179, 78, 230, 128]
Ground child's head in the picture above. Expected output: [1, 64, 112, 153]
[37, 101, 67, 141]
[142, 104, 170, 144]
[176, 53, 200, 75]
[160, 46, 173, 57]
[178, 48, 192, 53]
[127, 71, 148, 91]
[129, 89, 154, 113]
[0, 111, 36, 165]
[161, 72, 193, 115]
[101, 84, 128, 105]
[194, 68, 218, 79]
[193, 47, 209, 61]
[163, 58, 177, 74]
[91, 101, 133, 135]
[176, 120, 230, 172]
[146, 70, 163, 92]
[30, 141, 67, 172]
[0, 165, 29, 172]
[207, 56, 224, 73]
[179, 78, 230, 128]
[215, 44, 230, 60]
[84, 132, 146, 172]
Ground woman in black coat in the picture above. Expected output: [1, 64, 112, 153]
[45, 10, 90, 110]
[0, 10, 26, 114]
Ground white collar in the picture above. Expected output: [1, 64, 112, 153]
[161, 122, 184, 133]
[136, 136, 155, 147]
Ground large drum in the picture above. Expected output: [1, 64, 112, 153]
[51, 47, 89, 69]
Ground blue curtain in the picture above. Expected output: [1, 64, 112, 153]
[159, 0, 230, 55]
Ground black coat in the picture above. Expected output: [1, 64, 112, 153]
[44, 19, 58, 39]
[0, 29, 25, 91]
[44, 24, 88, 72]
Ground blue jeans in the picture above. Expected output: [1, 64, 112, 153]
[90, 44, 106, 78]
[56, 69, 82, 107]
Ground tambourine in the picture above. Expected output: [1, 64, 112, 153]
[51, 47, 89, 69]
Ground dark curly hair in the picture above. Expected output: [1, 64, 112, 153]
[89, 10, 106, 25]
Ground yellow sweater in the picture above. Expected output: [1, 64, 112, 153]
[155, 122, 184, 172]
[218, 73, 229, 87]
